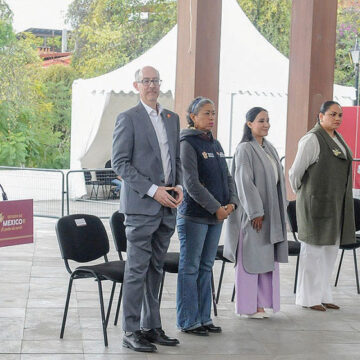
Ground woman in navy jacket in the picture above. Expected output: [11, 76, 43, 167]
[176, 97, 239, 335]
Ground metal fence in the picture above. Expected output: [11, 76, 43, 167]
[3, 156, 357, 219]
[0, 166, 65, 218]
[0, 167, 121, 219]
[66, 169, 120, 218]
[1, 160, 236, 219]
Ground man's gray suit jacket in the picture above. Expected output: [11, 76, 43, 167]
[111, 102, 182, 215]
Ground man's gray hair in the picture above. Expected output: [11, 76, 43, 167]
[134, 67, 160, 82]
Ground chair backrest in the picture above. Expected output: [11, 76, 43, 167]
[83, 170, 92, 184]
[95, 169, 107, 182]
[354, 198, 360, 232]
[97, 169, 117, 184]
[287, 198, 360, 234]
[56, 214, 110, 263]
[287, 200, 298, 239]
[109, 211, 127, 259]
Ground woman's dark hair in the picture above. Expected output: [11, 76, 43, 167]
[240, 107, 267, 143]
[186, 96, 214, 128]
[317, 100, 341, 122]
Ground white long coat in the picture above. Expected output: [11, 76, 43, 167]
[223, 139, 288, 273]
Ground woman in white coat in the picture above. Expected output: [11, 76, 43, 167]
[223, 107, 288, 318]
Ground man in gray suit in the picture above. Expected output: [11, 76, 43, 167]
[112, 66, 183, 353]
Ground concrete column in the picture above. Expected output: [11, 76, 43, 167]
[285, 0, 338, 198]
[174, 0, 222, 137]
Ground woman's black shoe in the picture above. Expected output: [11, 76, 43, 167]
[182, 326, 209, 336]
[203, 324, 222, 333]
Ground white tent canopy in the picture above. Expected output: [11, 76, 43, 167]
[70, 0, 355, 172]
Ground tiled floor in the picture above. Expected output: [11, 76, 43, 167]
[1, 217, 360, 359]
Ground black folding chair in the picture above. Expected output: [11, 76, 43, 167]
[286, 200, 301, 294]
[56, 214, 125, 346]
[93, 170, 110, 200]
[109, 211, 127, 325]
[159, 252, 218, 316]
[215, 245, 235, 303]
[83, 170, 99, 199]
[216, 203, 300, 302]
[335, 198, 360, 294]
[104, 160, 119, 199]
[216, 219, 300, 302]
[109, 211, 218, 317]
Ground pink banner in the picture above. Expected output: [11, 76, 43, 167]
[338, 106, 360, 189]
[0, 199, 33, 248]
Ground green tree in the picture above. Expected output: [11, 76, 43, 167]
[0, 0, 13, 48]
[237, 0, 291, 57]
[67, 0, 94, 29]
[0, 1, 74, 168]
[67, 0, 177, 77]
[336, 1, 360, 86]
[238, 0, 360, 86]
[39, 65, 79, 168]
[0, 3, 44, 166]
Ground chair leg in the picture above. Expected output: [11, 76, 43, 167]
[211, 270, 217, 316]
[158, 271, 166, 306]
[101, 185, 106, 200]
[114, 284, 123, 326]
[60, 277, 73, 339]
[216, 261, 226, 304]
[231, 284, 235, 302]
[96, 280, 108, 347]
[294, 254, 300, 294]
[90, 185, 96, 199]
[335, 249, 345, 287]
[107, 186, 113, 200]
[353, 249, 360, 294]
[105, 282, 116, 328]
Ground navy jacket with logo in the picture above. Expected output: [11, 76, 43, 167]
[178, 128, 232, 220]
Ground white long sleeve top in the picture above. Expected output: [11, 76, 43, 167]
[289, 133, 347, 194]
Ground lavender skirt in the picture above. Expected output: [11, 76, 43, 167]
[235, 231, 280, 315]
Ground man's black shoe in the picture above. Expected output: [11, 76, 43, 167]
[181, 325, 209, 336]
[122, 330, 157, 352]
[203, 324, 222, 333]
[142, 328, 180, 346]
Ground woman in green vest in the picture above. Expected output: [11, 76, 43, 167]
[289, 100, 355, 311]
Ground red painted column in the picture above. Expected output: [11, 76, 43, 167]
[174, 0, 222, 137]
[285, 0, 338, 198]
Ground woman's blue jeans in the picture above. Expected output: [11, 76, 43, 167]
[176, 216, 223, 330]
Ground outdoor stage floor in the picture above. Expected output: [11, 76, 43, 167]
[1, 217, 360, 359]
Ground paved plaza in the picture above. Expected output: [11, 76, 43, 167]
[1, 217, 360, 359]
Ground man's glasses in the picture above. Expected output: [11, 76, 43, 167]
[137, 78, 162, 86]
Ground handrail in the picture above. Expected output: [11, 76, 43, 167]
[0, 166, 65, 218]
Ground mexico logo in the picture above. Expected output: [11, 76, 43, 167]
[0, 212, 26, 229]
[0, 199, 33, 248]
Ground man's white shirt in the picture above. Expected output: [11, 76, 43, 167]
[141, 100, 172, 197]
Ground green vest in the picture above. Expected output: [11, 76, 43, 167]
[297, 123, 355, 245]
